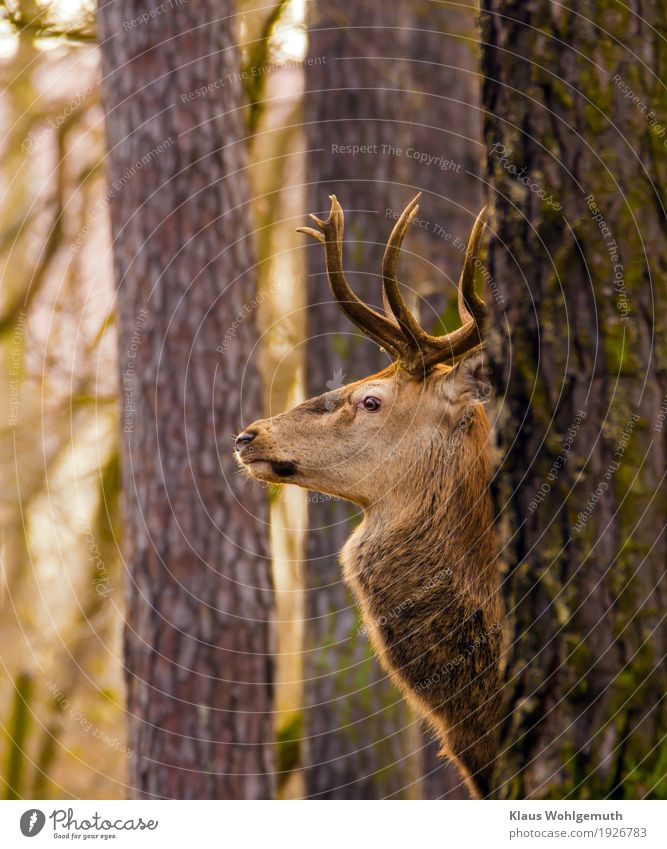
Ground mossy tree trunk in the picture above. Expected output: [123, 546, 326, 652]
[301, 4, 423, 799]
[98, 1, 275, 798]
[481, 1, 667, 798]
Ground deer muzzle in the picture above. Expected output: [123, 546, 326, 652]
[234, 421, 298, 481]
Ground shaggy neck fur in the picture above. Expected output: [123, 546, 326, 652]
[340, 406, 503, 799]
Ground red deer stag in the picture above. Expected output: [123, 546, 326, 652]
[235, 194, 503, 798]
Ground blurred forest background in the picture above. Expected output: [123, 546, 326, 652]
[0, 0, 665, 800]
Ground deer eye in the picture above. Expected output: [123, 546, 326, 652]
[362, 396, 382, 412]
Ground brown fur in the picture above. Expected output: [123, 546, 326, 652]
[237, 360, 503, 798]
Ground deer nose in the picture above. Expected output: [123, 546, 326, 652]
[235, 431, 256, 450]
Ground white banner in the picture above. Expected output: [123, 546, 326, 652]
[0, 800, 665, 849]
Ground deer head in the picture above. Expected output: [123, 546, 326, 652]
[235, 193, 491, 508]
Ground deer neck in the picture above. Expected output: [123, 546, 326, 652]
[340, 409, 498, 609]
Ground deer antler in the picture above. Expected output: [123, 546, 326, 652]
[297, 195, 406, 358]
[382, 193, 430, 347]
[457, 205, 488, 326]
[298, 194, 488, 375]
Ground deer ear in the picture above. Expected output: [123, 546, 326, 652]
[439, 350, 491, 405]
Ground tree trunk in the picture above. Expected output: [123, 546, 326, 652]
[301, 4, 423, 799]
[406, 2, 483, 799]
[98, 1, 275, 799]
[407, 1, 483, 323]
[481, 0, 667, 798]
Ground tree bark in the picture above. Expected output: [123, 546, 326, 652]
[98, 1, 275, 799]
[406, 2, 483, 799]
[407, 1, 483, 321]
[481, 0, 667, 798]
[301, 4, 423, 799]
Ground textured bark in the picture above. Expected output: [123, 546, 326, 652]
[301, 4, 422, 799]
[407, 2, 483, 800]
[407, 1, 483, 326]
[481, 1, 667, 798]
[98, 1, 275, 799]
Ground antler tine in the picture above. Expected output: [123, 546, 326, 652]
[415, 207, 489, 372]
[298, 195, 490, 376]
[419, 321, 485, 371]
[457, 206, 488, 326]
[297, 195, 407, 357]
[381, 192, 428, 349]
